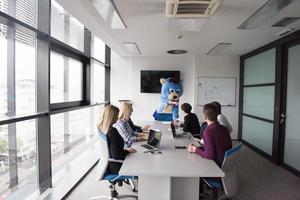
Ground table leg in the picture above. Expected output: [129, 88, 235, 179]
[171, 177, 199, 200]
[138, 176, 171, 200]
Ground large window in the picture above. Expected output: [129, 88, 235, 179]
[51, 0, 84, 51]
[50, 52, 83, 103]
[51, 105, 104, 185]
[0, 119, 37, 199]
[0, 0, 38, 28]
[91, 60, 105, 104]
[0, 25, 36, 118]
[92, 35, 105, 62]
[0, 0, 110, 199]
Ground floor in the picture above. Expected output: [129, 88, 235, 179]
[65, 145, 300, 200]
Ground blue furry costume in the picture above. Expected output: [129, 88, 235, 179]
[153, 78, 183, 121]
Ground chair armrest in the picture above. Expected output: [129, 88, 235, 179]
[108, 158, 124, 163]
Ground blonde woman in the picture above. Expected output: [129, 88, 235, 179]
[98, 105, 135, 174]
[114, 102, 148, 148]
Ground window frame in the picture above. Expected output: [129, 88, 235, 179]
[0, 0, 111, 198]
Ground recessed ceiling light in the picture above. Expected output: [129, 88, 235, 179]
[167, 49, 188, 54]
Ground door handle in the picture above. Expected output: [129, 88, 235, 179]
[280, 113, 286, 124]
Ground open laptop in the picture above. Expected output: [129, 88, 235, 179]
[133, 129, 162, 153]
[170, 122, 188, 139]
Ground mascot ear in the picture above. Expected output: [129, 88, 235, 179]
[160, 78, 167, 85]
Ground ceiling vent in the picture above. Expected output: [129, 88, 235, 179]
[272, 17, 300, 27]
[166, 0, 223, 18]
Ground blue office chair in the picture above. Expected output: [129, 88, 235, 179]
[202, 143, 242, 200]
[89, 132, 138, 200]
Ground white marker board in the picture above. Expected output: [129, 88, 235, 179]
[197, 77, 236, 106]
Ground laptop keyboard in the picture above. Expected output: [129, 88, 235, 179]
[141, 144, 155, 150]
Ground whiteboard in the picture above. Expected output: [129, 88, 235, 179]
[197, 77, 236, 106]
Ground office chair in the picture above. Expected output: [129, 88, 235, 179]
[89, 132, 138, 200]
[202, 143, 242, 200]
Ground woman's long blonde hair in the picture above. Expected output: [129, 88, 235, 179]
[118, 102, 133, 121]
[97, 105, 119, 134]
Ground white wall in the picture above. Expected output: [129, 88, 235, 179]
[129, 56, 195, 122]
[194, 56, 240, 139]
[110, 50, 131, 105]
[111, 53, 240, 139]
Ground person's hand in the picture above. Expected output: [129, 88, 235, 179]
[188, 144, 197, 153]
[194, 138, 201, 143]
[126, 147, 136, 153]
[140, 133, 149, 140]
[142, 125, 151, 131]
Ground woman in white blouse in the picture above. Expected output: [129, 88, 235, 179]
[212, 101, 233, 133]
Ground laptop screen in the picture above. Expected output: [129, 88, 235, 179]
[148, 129, 161, 148]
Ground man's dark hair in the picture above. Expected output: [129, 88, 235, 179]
[203, 103, 218, 122]
[211, 101, 221, 115]
[181, 103, 192, 113]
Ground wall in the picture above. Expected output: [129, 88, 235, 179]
[110, 50, 131, 105]
[111, 53, 240, 139]
[129, 56, 195, 122]
[194, 56, 240, 139]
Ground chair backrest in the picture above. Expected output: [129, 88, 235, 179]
[95, 131, 110, 181]
[221, 143, 242, 198]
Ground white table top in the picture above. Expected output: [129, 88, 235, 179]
[119, 121, 224, 178]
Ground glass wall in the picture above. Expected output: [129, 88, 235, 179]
[284, 43, 300, 171]
[241, 48, 276, 156]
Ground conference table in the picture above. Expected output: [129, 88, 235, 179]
[119, 121, 224, 200]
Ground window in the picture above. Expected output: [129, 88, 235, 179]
[91, 60, 105, 104]
[50, 105, 104, 185]
[0, 24, 36, 118]
[92, 35, 105, 62]
[50, 51, 83, 103]
[0, 0, 38, 28]
[0, 119, 38, 199]
[0, 0, 111, 198]
[51, 0, 84, 51]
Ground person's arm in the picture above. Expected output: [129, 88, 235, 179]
[108, 128, 129, 160]
[195, 131, 215, 160]
[115, 121, 140, 147]
[182, 115, 190, 132]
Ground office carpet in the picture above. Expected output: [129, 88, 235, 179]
[65, 145, 300, 200]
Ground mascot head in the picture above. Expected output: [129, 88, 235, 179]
[153, 77, 183, 121]
[160, 78, 183, 102]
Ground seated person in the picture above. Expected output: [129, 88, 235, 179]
[97, 105, 136, 174]
[114, 102, 148, 148]
[211, 101, 233, 133]
[188, 103, 232, 196]
[126, 103, 150, 133]
[188, 103, 232, 167]
[180, 103, 201, 138]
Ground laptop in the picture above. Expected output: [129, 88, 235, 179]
[133, 129, 162, 153]
[170, 122, 188, 139]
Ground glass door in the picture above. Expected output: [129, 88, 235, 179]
[283, 42, 300, 173]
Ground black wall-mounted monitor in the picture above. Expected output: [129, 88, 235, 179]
[140, 70, 180, 93]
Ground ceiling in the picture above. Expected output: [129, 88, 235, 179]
[56, 0, 300, 57]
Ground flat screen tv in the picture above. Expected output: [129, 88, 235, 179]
[141, 70, 180, 93]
